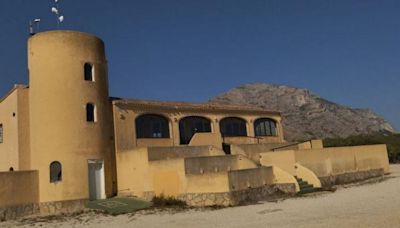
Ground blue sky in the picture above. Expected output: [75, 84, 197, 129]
[0, 0, 399, 130]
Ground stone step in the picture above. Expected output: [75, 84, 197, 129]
[298, 187, 322, 195]
[295, 176, 322, 194]
[299, 184, 314, 189]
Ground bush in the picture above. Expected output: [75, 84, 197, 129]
[323, 133, 400, 163]
[151, 195, 187, 207]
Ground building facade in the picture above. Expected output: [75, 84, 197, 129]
[0, 31, 390, 218]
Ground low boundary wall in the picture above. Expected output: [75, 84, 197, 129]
[178, 183, 296, 207]
[0, 171, 39, 208]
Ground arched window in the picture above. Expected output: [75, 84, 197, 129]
[135, 114, 170, 138]
[84, 63, 94, 81]
[220, 117, 247, 137]
[254, 118, 278, 136]
[50, 161, 62, 183]
[179, 116, 211, 144]
[86, 103, 96, 122]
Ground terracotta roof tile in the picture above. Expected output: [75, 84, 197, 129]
[113, 98, 280, 115]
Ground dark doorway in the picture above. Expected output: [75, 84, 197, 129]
[222, 143, 231, 155]
[179, 116, 211, 144]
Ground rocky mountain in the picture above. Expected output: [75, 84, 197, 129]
[209, 83, 396, 142]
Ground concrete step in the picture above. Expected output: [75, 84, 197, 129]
[295, 176, 322, 195]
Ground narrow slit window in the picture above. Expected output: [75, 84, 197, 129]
[84, 63, 94, 81]
[86, 103, 96, 122]
[0, 124, 3, 143]
[50, 161, 62, 183]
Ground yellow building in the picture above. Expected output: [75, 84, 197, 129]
[0, 30, 390, 218]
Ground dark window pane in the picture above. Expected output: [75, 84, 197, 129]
[84, 63, 93, 81]
[136, 114, 170, 138]
[50, 161, 62, 183]
[220, 117, 247, 137]
[86, 103, 95, 122]
[179, 116, 211, 144]
[254, 118, 277, 137]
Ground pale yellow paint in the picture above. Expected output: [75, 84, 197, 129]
[0, 87, 20, 171]
[189, 132, 222, 149]
[295, 149, 332, 177]
[28, 31, 116, 203]
[185, 173, 230, 193]
[112, 104, 284, 151]
[269, 165, 300, 192]
[295, 163, 322, 188]
[0, 171, 39, 207]
[116, 146, 269, 198]
[228, 167, 275, 191]
[260, 150, 296, 175]
[151, 159, 185, 196]
[310, 140, 324, 149]
[297, 141, 312, 150]
[0, 85, 30, 172]
[354, 145, 389, 173]
[236, 155, 259, 170]
[295, 144, 390, 177]
[115, 147, 153, 197]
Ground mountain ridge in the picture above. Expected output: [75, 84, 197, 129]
[209, 83, 396, 142]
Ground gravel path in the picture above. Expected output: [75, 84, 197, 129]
[3, 164, 400, 228]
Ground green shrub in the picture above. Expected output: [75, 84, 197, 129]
[151, 195, 187, 207]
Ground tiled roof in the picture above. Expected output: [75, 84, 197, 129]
[112, 98, 280, 115]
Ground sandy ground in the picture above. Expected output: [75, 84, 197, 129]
[3, 164, 400, 228]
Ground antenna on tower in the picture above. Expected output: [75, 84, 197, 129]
[29, 19, 41, 36]
[51, 0, 64, 28]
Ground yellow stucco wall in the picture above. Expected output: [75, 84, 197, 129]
[310, 140, 324, 149]
[294, 163, 322, 188]
[295, 144, 389, 177]
[112, 104, 284, 151]
[294, 149, 332, 177]
[0, 86, 30, 172]
[28, 31, 116, 203]
[16, 86, 31, 170]
[354, 145, 389, 173]
[115, 147, 153, 197]
[185, 173, 230, 193]
[260, 150, 296, 175]
[147, 145, 225, 161]
[116, 146, 266, 198]
[269, 165, 300, 192]
[231, 143, 291, 163]
[150, 158, 186, 196]
[0, 171, 39, 207]
[228, 167, 274, 191]
[189, 133, 223, 149]
[0, 88, 19, 171]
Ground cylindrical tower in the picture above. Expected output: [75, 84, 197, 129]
[28, 31, 115, 203]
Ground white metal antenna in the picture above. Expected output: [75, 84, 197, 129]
[29, 18, 41, 35]
[51, 0, 64, 28]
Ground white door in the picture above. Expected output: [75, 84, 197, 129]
[88, 160, 106, 201]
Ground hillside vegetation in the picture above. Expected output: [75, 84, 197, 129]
[323, 133, 400, 163]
